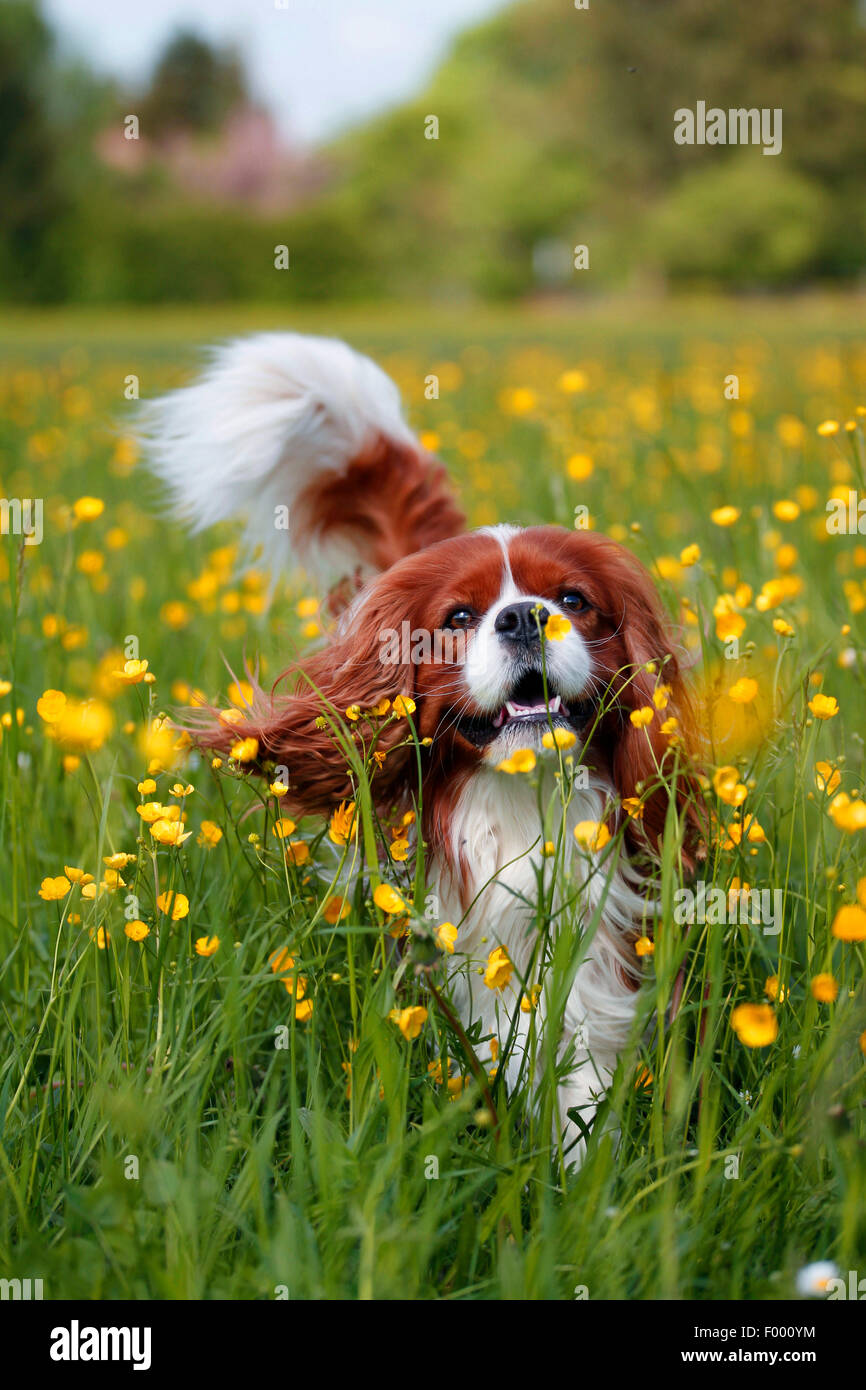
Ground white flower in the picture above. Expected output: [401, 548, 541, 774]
[795, 1261, 839, 1297]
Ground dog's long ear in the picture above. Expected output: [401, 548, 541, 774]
[138, 332, 464, 598]
[184, 573, 422, 819]
[608, 560, 702, 854]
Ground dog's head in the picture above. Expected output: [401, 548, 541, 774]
[207, 523, 694, 854]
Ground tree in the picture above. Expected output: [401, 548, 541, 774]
[140, 32, 248, 137]
[0, 1, 69, 299]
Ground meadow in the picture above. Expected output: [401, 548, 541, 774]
[2, 297, 865, 1301]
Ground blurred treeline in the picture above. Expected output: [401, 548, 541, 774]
[2, 0, 865, 304]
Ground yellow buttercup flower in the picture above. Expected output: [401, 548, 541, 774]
[541, 727, 576, 750]
[566, 453, 593, 481]
[772, 618, 795, 637]
[772, 499, 800, 522]
[435, 921, 458, 954]
[329, 800, 356, 846]
[634, 935, 655, 957]
[629, 706, 654, 728]
[390, 838, 410, 862]
[169, 782, 194, 797]
[484, 945, 513, 991]
[151, 818, 192, 846]
[52, 698, 113, 753]
[113, 659, 149, 685]
[73, 496, 104, 521]
[764, 975, 787, 1002]
[64, 866, 94, 885]
[497, 748, 537, 774]
[373, 883, 406, 915]
[810, 973, 838, 1003]
[156, 890, 189, 920]
[711, 506, 741, 527]
[195, 936, 220, 958]
[520, 984, 542, 1013]
[125, 920, 150, 942]
[230, 736, 259, 762]
[828, 793, 866, 832]
[831, 905, 866, 942]
[284, 841, 310, 866]
[392, 695, 416, 718]
[680, 544, 701, 566]
[272, 817, 297, 839]
[227, 680, 254, 708]
[39, 875, 70, 901]
[544, 613, 571, 641]
[219, 708, 244, 727]
[559, 369, 588, 394]
[269, 780, 288, 797]
[295, 999, 314, 1022]
[815, 762, 841, 795]
[723, 814, 765, 847]
[730, 1002, 778, 1047]
[103, 853, 135, 870]
[728, 677, 758, 704]
[388, 1005, 428, 1040]
[816, 420, 839, 437]
[716, 610, 746, 642]
[197, 821, 223, 848]
[573, 820, 611, 852]
[322, 895, 351, 923]
[808, 694, 838, 720]
[37, 689, 67, 723]
[713, 766, 748, 807]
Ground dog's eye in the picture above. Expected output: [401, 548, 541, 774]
[560, 591, 589, 612]
[444, 606, 476, 629]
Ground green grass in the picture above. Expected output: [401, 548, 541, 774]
[1, 299, 865, 1300]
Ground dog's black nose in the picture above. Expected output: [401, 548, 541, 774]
[494, 600, 549, 643]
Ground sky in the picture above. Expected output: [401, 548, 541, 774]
[43, 0, 508, 145]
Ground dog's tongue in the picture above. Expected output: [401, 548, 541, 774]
[494, 693, 563, 727]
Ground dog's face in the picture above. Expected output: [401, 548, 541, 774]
[209, 521, 689, 844]
[363, 523, 685, 772]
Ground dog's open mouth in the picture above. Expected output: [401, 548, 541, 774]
[456, 670, 595, 748]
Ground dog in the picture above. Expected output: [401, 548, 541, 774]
[141, 331, 697, 1159]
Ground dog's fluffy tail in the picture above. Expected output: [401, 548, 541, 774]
[138, 331, 464, 589]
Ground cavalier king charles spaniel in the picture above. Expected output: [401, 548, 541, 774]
[142, 332, 697, 1160]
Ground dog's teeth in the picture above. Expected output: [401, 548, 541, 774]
[549, 695, 561, 713]
[493, 708, 507, 728]
[505, 701, 518, 717]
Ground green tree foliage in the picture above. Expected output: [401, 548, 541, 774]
[1, 0, 865, 303]
[139, 31, 247, 137]
[0, 2, 69, 300]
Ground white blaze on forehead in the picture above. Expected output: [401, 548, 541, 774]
[478, 523, 523, 598]
[464, 524, 593, 711]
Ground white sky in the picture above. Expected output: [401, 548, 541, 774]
[43, 0, 508, 145]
